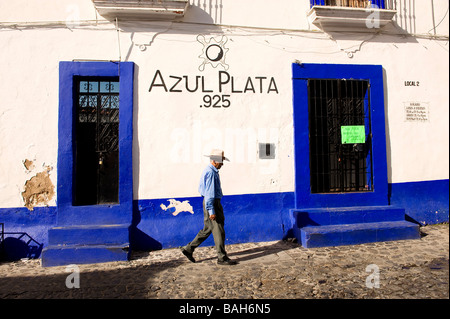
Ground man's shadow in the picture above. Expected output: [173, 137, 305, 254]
[196, 240, 299, 263]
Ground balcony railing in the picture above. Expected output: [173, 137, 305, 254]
[310, 0, 394, 10]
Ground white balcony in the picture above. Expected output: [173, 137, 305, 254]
[308, 5, 397, 32]
[92, 0, 189, 20]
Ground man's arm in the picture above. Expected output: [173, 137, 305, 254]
[205, 196, 215, 216]
[203, 170, 216, 219]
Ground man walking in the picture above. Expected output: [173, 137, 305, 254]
[181, 149, 237, 265]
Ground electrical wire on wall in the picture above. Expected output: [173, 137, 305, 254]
[1, 15, 448, 40]
[429, 0, 449, 36]
[1, 15, 447, 59]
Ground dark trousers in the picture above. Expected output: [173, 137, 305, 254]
[184, 198, 228, 261]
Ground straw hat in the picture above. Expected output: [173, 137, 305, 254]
[204, 149, 230, 163]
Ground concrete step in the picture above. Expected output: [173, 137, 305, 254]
[42, 224, 130, 267]
[41, 243, 129, 267]
[292, 206, 406, 228]
[295, 220, 420, 248]
[48, 224, 129, 246]
[291, 205, 421, 248]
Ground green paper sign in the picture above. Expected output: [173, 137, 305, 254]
[341, 125, 365, 144]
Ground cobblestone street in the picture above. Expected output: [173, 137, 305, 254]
[0, 224, 448, 301]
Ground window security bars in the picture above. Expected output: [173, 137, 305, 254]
[77, 78, 120, 154]
[310, 0, 392, 9]
[308, 79, 373, 193]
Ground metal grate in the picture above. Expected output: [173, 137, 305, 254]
[308, 79, 373, 193]
[77, 78, 120, 153]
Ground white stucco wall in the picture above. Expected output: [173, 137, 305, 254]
[0, 0, 448, 208]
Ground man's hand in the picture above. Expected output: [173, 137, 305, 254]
[209, 214, 216, 221]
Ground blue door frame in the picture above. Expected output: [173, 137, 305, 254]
[57, 61, 134, 225]
[292, 63, 389, 209]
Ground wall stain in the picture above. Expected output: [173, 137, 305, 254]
[22, 164, 55, 211]
[23, 159, 35, 171]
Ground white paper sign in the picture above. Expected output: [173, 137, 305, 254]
[404, 102, 429, 122]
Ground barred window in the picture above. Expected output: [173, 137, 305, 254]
[308, 79, 373, 193]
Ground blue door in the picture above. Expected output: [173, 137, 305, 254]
[292, 63, 388, 209]
[57, 62, 134, 225]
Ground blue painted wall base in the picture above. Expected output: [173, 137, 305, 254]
[0, 207, 55, 262]
[131, 192, 295, 251]
[0, 179, 447, 264]
[389, 179, 449, 225]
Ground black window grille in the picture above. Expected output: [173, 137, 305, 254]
[308, 79, 373, 193]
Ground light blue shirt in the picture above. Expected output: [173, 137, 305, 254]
[198, 163, 223, 216]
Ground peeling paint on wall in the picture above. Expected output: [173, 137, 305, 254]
[22, 164, 55, 211]
[23, 159, 35, 171]
[160, 199, 194, 216]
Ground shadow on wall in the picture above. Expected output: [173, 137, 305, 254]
[187, 0, 224, 25]
[0, 232, 43, 262]
[129, 226, 163, 251]
[391, 0, 418, 34]
[128, 201, 163, 251]
[119, 1, 224, 61]
[390, 0, 448, 35]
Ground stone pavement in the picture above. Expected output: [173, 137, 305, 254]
[0, 224, 448, 300]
